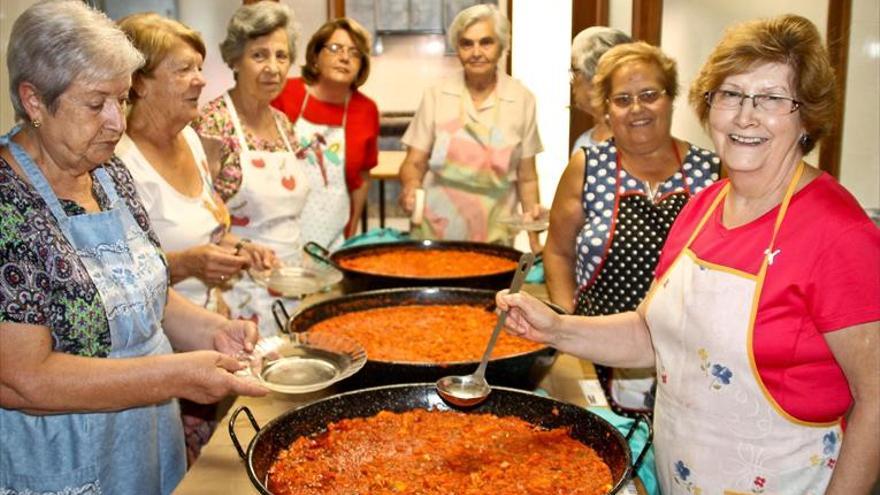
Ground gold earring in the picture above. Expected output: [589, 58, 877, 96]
[31, 119, 41, 128]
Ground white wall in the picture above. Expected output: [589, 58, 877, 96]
[838, 0, 880, 209]
[511, 0, 572, 212]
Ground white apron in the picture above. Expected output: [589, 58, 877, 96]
[416, 92, 518, 244]
[221, 92, 310, 336]
[293, 90, 350, 250]
[645, 163, 841, 494]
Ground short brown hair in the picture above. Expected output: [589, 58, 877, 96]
[118, 13, 205, 101]
[302, 18, 371, 88]
[591, 41, 678, 116]
[689, 14, 837, 154]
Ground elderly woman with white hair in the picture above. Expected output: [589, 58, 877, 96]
[0, 2, 266, 493]
[194, 1, 310, 337]
[398, 4, 543, 250]
[569, 27, 631, 154]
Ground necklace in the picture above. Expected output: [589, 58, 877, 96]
[643, 180, 662, 202]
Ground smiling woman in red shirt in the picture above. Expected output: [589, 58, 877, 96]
[272, 18, 379, 247]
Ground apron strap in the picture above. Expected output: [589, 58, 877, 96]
[683, 161, 806, 258]
[299, 88, 351, 134]
[223, 92, 249, 151]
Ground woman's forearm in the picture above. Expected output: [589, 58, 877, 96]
[543, 250, 577, 313]
[825, 400, 880, 494]
[162, 289, 227, 352]
[164, 250, 193, 285]
[553, 311, 655, 367]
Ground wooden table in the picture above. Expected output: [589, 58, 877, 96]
[174, 284, 646, 494]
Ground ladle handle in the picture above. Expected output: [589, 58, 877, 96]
[474, 252, 535, 378]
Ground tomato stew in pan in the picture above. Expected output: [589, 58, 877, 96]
[267, 409, 613, 495]
[310, 304, 542, 363]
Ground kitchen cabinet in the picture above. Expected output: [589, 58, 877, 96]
[346, 0, 495, 35]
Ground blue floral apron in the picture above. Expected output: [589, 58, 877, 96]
[0, 126, 185, 494]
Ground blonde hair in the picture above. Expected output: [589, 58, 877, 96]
[591, 42, 678, 115]
[118, 13, 206, 101]
[689, 14, 837, 154]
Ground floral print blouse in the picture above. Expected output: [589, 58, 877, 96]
[0, 156, 161, 357]
[192, 94, 298, 201]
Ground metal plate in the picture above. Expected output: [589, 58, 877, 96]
[244, 333, 366, 394]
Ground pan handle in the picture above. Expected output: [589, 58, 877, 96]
[228, 406, 261, 461]
[623, 413, 654, 472]
[271, 299, 291, 334]
[303, 241, 340, 270]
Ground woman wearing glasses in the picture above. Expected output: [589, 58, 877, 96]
[194, 1, 309, 337]
[501, 15, 879, 494]
[544, 41, 719, 417]
[272, 18, 379, 248]
[398, 4, 543, 251]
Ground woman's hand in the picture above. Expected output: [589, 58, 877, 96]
[237, 240, 277, 270]
[211, 318, 260, 357]
[175, 244, 249, 286]
[175, 350, 267, 404]
[496, 290, 561, 345]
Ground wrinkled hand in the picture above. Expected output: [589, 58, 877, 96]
[496, 290, 561, 345]
[177, 350, 267, 404]
[212, 318, 260, 357]
[239, 241, 278, 271]
[187, 244, 249, 286]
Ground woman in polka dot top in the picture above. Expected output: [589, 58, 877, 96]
[544, 42, 719, 417]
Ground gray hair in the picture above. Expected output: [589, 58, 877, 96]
[447, 4, 510, 56]
[219, 1, 298, 70]
[6, 0, 144, 122]
[571, 27, 632, 79]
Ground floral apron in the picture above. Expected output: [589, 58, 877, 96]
[0, 126, 185, 494]
[645, 163, 841, 494]
[293, 90, 350, 250]
[221, 92, 310, 337]
[415, 92, 517, 244]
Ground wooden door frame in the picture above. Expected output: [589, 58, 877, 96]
[569, 0, 609, 152]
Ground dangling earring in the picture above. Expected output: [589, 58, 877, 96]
[799, 133, 810, 146]
[31, 119, 41, 128]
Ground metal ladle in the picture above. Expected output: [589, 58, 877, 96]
[436, 252, 535, 407]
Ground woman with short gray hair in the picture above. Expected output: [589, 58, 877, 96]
[399, 4, 544, 251]
[569, 27, 631, 154]
[1, 1, 267, 494]
[195, 0, 311, 337]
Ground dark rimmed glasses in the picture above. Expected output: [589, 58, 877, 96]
[705, 89, 801, 114]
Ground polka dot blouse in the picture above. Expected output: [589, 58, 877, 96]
[574, 140, 720, 316]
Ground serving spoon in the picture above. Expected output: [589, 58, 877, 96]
[436, 252, 535, 407]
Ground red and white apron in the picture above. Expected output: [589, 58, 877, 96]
[415, 92, 517, 244]
[221, 92, 310, 337]
[645, 163, 841, 494]
[293, 90, 350, 250]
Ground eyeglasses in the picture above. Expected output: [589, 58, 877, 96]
[608, 89, 666, 109]
[322, 42, 363, 59]
[705, 90, 800, 114]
